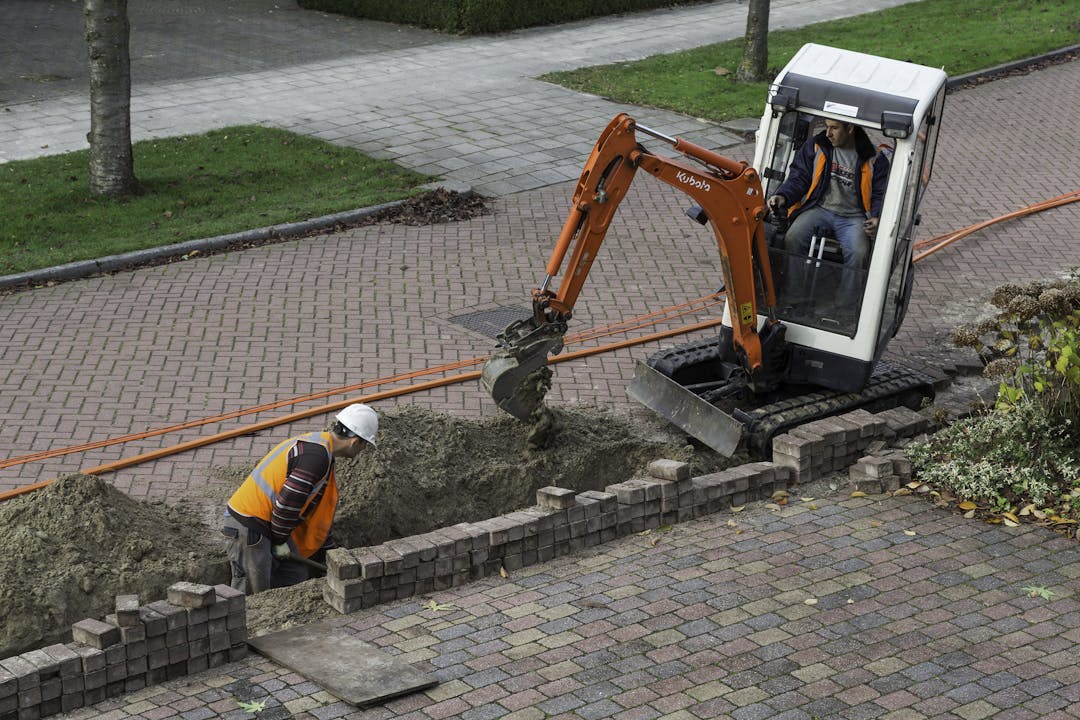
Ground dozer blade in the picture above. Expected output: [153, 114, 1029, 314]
[626, 361, 745, 457]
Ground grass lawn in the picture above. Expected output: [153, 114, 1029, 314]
[540, 0, 1080, 123]
[0, 126, 431, 276]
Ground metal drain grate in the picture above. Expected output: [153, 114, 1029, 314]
[450, 305, 531, 338]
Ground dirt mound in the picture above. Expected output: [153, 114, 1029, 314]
[0, 474, 228, 658]
[328, 404, 731, 548]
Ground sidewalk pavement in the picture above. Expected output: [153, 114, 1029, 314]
[2, 0, 921, 195]
[2, 1, 1079, 718]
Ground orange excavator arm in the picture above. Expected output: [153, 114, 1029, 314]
[481, 113, 780, 421]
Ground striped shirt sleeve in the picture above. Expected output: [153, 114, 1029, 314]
[269, 439, 331, 545]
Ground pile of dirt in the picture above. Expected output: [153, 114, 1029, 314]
[4, 404, 733, 654]
[0, 474, 229, 658]
[361, 187, 490, 226]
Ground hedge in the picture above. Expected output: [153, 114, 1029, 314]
[298, 0, 711, 35]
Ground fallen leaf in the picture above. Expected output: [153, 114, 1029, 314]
[804, 597, 818, 605]
[903, 530, 916, 536]
[893, 488, 912, 496]
[714, 66, 731, 76]
[772, 490, 789, 499]
[499, 565, 508, 578]
[764, 503, 782, 511]
[906, 481, 922, 490]
[847, 598, 855, 604]
[422, 599, 454, 612]
[730, 504, 746, 513]
[237, 699, 268, 713]
[850, 491, 867, 498]
[1018, 504, 1035, 516]
[1003, 517, 1020, 527]
[800, 497, 815, 502]
[1002, 511, 1020, 524]
[963, 510, 976, 519]
[1022, 586, 1055, 600]
[649, 537, 660, 547]
[958, 500, 978, 511]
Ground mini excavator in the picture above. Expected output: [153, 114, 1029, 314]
[481, 44, 949, 457]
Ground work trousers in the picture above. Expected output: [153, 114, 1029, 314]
[784, 205, 869, 305]
[221, 513, 308, 594]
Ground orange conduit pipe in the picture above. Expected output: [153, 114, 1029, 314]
[0, 317, 725, 502]
[913, 190, 1079, 262]
[0, 292, 724, 472]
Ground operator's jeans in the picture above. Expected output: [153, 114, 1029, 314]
[221, 514, 308, 594]
[784, 206, 869, 307]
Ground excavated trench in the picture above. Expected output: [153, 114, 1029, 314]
[0, 404, 736, 657]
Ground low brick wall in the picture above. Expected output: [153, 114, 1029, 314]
[323, 404, 935, 615]
[0, 583, 247, 720]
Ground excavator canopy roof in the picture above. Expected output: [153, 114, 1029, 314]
[768, 44, 947, 135]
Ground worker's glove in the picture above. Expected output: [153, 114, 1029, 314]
[271, 543, 291, 560]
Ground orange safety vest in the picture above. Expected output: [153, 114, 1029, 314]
[227, 432, 338, 558]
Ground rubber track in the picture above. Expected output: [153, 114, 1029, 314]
[648, 338, 935, 458]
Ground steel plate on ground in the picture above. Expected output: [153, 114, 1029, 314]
[247, 622, 437, 707]
[627, 360, 744, 456]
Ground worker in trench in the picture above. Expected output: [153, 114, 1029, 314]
[220, 403, 379, 594]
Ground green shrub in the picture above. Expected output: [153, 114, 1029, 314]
[298, 0, 709, 34]
[906, 275, 1080, 534]
[906, 401, 1079, 511]
[953, 276, 1080, 426]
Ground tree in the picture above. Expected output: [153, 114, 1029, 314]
[736, 0, 770, 84]
[84, 0, 137, 196]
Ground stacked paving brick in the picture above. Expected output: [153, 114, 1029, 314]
[323, 458, 792, 613]
[323, 405, 936, 616]
[770, 406, 931, 486]
[0, 583, 246, 720]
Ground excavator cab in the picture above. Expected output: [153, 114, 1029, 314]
[751, 43, 948, 392]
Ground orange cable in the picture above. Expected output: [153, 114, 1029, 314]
[0, 317, 723, 502]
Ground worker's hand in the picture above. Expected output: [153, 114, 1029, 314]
[863, 217, 879, 235]
[767, 195, 786, 212]
[272, 543, 291, 560]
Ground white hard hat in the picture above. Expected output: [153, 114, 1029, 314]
[335, 403, 378, 446]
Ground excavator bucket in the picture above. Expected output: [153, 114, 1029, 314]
[480, 317, 566, 421]
[626, 361, 745, 457]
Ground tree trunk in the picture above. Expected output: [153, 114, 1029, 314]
[736, 0, 770, 84]
[85, 0, 137, 196]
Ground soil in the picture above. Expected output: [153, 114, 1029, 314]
[0, 474, 229, 659]
[3, 403, 735, 655]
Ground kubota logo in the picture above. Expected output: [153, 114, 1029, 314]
[676, 171, 710, 192]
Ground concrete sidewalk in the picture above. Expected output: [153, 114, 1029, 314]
[1, 0, 921, 195]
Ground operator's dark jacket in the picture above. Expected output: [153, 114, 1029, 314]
[774, 127, 890, 221]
